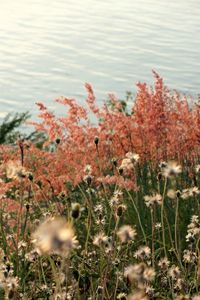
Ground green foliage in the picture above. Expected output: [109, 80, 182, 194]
[0, 112, 30, 144]
[0, 112, 46, 147]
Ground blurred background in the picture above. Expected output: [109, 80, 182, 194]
[0, 0, 200, 120]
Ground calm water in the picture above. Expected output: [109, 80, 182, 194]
[0, 0, 200, 119]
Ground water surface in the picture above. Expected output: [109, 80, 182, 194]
[0, 0, 200, 119]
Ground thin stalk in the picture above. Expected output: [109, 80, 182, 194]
[161, 178, 167, 257]
[175, 196, 179, 259]
[151, 208, 155, 268]
[126, 189, 147, 244]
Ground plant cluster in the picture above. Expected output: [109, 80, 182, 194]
[0, 73, 200, 299]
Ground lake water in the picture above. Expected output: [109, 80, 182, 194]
[0, 0, 200, 119]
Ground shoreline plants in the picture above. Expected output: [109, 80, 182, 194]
[0, 72, 200, 299]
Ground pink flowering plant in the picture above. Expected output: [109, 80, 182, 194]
[0, 73, 200, 299]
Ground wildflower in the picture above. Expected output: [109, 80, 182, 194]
[111, 157, 118, 167]
[167, 189, 177, 199]
[124, 264, 142, 283]
[54, 294, 62, 300]
[124, 263, 154, 283]
[96, 216, 106, 226]
[116, 204, 127, 217]
[28, 172, 33, 181]
[104, 238, 113, 254]
[145, 285, 155, 298]
[168, 265, 181, 279]
[94, 136, 99, 146]
[55, 137, 61, 144]
[174, 278, 185, 291]
[96, 286, 103, 294]
[94, 204, 103, 214]
[32, 217, 78, 256]
[191, 215, 199, 224]
[7, 277, 19, 299]
[25, 249, 40, 262]
[71, 203, 81, 219]
[160, 161, 182, 178]
[18, 241, 27, 249]
[125, 152, 140, 163]
[83, 174, 93, 185]
[143, 267, 155, 281]
[6, 160, 27, 180]
[109, 190, 123, 207]
[114, 189, 123, 197]
[93, 232, 108, 247]
[117, 225, 137, 244]
[134, 246, 151, 260]
[144, 193, 162, 207]
[155, 223, 162, 230]
[183, 250, 197, 264]
[195, 165, 200, 173]
[158, 257, 170, 269]
[117, 293, 127, 299]
[181, 187, 200, 199]
[159, 161, 167, 169]
[119, 153, 139, 174]
[127, 290, 149, 300]
[84, 164, 92, 175]
[186, 215, 200, 242]
[109, 196, 120, 207]
[119, 158, 133, 172]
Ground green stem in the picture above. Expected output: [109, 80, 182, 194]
[126, 190, 147, 244]
[161, 178, 167, 257]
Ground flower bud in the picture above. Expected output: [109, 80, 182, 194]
[71, 203, 81, 219]
[94, 136, 99, 146]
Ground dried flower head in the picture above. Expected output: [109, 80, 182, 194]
[116, 204, 127, 217]
[84, 164, 92, 175]
[124, 263, 155, 283]
[32, 217, 78, 255]
[94, 204, 103, 214]
[167, 189, 177, 199]
[71, 203, 81, 219]
[183, 250, 197, 264]
[181, 187, 200, 199]
[160, 161, 182, 178]
[186, 215, 200, 242]
[195, 165, 200, 173]
[158, 257, 170, 269]
[6, 160, 27, 180]
[117, 225, 137, 243]
[125, 152, 140, 163]
[155, 223, 162, 230]
[93, 232, 108, 247]
[127, 290, 149, 300]
[144, 193, 162, 207]
[134, 246, 151, 260]
[119, 152, 139, 173]
[117, 293, 127, 300]
[109, 190, 123, 207]
[168, 265, 181, 279]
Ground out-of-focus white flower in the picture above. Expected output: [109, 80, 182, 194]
[160, 161, 182, 178]
[32, 217, 78, 256]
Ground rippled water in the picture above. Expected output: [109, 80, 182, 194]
[0, 0, 200, 119]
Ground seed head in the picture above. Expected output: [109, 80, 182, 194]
[117, 225, 136, 244]
[94, 136, 99, 146]
[71, 203, 81, 219]
[32, 217, 78, 256]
